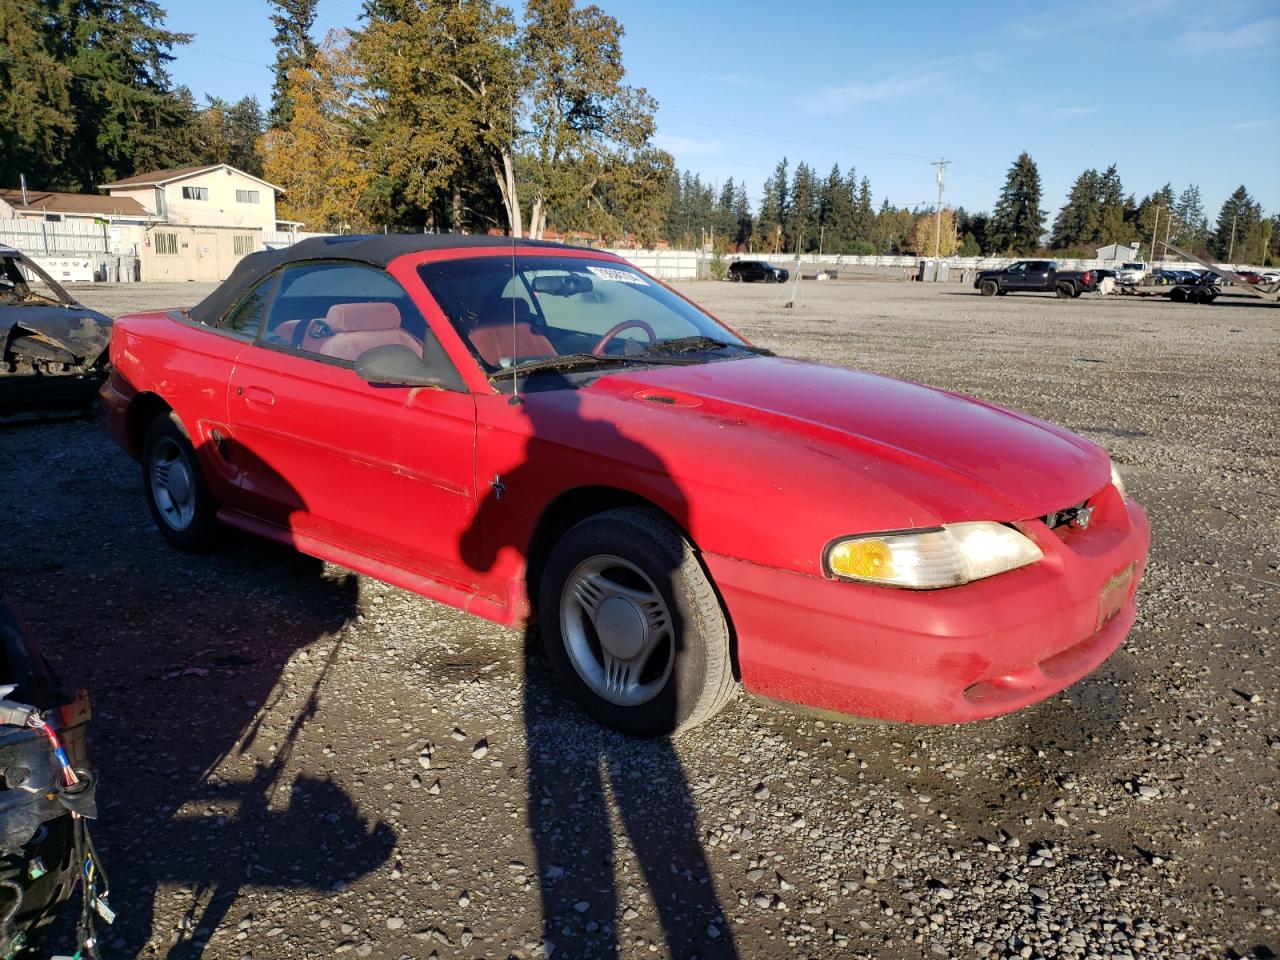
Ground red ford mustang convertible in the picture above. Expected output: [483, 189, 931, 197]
[102, 236, 1149, 734]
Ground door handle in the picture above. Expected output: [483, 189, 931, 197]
[244, 386, 275, 407]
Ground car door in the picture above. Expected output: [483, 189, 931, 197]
[1027, 261, 1053, 291]
[1002, 261, 1027, 290]
[224, 261, 480, 590]
[170, 272, 276, 512]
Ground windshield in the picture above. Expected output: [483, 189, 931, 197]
[0, 254, 73, 307]
[418, 255, 749, 375]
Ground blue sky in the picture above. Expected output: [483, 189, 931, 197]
[164, 0, 1279, 219]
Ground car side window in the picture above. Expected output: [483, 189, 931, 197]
[1007, 262, 1026, 273]
[262, 262, 427, 366]
[219, 277, 274, 338]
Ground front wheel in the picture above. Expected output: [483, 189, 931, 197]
[979, 279, 998, 296]
[538, 508, 736, 736]
[143, 413, 219, 551]
[729, 272, 741, 283]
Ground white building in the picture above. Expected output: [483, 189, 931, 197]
[100, 163, 286, 233]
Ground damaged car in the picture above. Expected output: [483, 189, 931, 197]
[0, 587, 106, 956]
[102, 235, 1149, 736]
[0, 245, 112, 418]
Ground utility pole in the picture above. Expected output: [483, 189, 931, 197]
[932, 159, 949, 259]
[1228, 214, 1237, 263]
[1149, 205, 1160, 263]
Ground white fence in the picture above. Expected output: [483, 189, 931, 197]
[0, 219, 111, 255]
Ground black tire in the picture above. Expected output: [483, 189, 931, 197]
[764, 273, 776, 283]
[729, 272, 741, 283]
[538, 508, 736, 736]
[979, 279, 998, 297]
[142, 413, 220, 551]
[1169, 287, 1187, 303]
[1055, 281, 1074, 299]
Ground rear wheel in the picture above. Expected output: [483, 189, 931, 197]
[538, 508, 736, 736]
[143, 414, 219, 551]
[980, 279, 998, 296]
[1170, 287, 1187, 302]
[1055, 281, 1074, 299]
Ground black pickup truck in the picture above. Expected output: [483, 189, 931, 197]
[974, 260, 1096, 298]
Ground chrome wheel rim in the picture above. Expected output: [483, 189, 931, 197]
[560, 554, 674, 707]
[150, 436, 196, 531]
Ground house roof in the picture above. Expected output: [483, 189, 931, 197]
[99, 163, 283, 192]
[0, 188, 154, 219]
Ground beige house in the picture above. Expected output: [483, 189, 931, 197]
[100, 163, 285, 232]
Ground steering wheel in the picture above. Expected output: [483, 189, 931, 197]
[592, 318, 656, 357]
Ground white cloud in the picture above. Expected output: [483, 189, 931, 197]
[1229, 120, 1267, 130]
[651, 134, 725, 159]
[1174, 17, 1279, 52]
[1055, 105, 1099, 116]
[712, 73, 775, 91]
[805, 64, 950, 114]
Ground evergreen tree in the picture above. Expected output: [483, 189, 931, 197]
[785, 161, 815, 253]
[956, 207, 989, 254]
[852, 176, 874, 250]
[0, 0, 73, 188]
[56, 0, 195, 188]
[1211, 185, 1261, 260]
[1096, 164, 1132, 245]
[988, 152, 1045, 254]
[1051, 169, 1101, 249]
[731, 181, 752, 250]
[757, 159, 787, 254]
[1173, 184, 1208, 252]
[819, 163, 854, 253]
[1132, 183, 1175, 259]
[193, 95, 266, 175]
[267, 0, 318, 128]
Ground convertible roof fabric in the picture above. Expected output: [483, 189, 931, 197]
[187, 233, 578, 326]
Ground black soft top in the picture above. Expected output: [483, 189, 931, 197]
[187, 232, 582, 326]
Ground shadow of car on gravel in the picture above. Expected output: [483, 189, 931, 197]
[462, 375, 739, 959]
[17, 433, 396, 959]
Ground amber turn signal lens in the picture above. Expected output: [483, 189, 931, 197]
[828, 538, 895, 581]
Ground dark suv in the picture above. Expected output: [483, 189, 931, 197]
[728, 260, 789, 283]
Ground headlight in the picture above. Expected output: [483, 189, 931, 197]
[825, 522, 1043, 589]
[1110, 461, 1126, 498]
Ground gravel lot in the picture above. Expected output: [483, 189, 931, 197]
[1, 279, 1276, 959]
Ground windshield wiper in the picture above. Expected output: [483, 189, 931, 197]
[639, 335, 774, 357]
[493, 352, 698, 380]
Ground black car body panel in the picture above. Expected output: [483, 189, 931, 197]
[1, 247, 112, 416]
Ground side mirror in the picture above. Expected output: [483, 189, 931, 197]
[356, 344, 451, 388]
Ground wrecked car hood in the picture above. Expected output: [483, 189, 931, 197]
[1, 304, 113, 368]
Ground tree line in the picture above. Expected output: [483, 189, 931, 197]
[2, 1, 1274, 261]
[1, 0, 673, 243]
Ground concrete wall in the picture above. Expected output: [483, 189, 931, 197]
[109, 168, 278, 231]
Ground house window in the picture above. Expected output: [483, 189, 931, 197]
[233, 235, 255, 256]
[181, 186, 208, 201]
[235, 189, 260, 204]
[155, 233, 179, 256]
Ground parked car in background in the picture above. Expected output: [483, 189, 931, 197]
[1232, 269, 1262, 285]
[103, 234, 1148, 735]
[1116, 262, 1147, 284]
[974, 260, 1097, 298]
[728, 260, 789, 283]
[1260, 272, 1280, 285]
[1, 245, 112, 418]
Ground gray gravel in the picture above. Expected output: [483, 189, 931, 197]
[1, 279, 1276, 959]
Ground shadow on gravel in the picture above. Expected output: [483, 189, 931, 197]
[463, 376, 737, 959]
[3, 429, 396, 958]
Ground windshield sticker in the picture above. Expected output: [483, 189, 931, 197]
[586, 266, 649, 286]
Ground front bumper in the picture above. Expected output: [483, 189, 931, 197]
[706, 488, 1150, 724]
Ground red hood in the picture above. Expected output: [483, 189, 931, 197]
[583, 356, 1110, 524]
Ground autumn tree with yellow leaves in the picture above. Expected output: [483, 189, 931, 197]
[260, 35, 378, 233]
